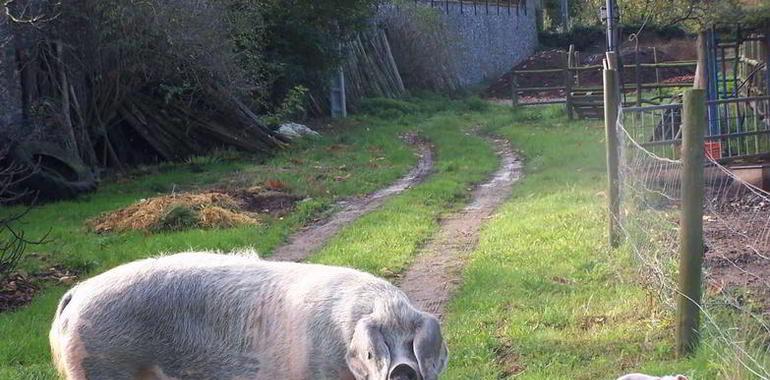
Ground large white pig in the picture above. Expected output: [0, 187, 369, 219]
[50, 251, 448, 380]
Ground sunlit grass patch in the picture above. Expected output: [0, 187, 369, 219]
[443, 104, 706, 379]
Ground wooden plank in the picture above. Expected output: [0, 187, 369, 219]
[573, 82, 694, 92]
[517, 86, 567, 91]
[518, 99, 567, 106]
[513, 68, 564, 74]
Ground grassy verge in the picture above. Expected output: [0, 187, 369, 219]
[442, 104, 710, 379]
[0, 116, 417, 378]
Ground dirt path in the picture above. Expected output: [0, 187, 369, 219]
[270, 137, 433, 262]
[398, 137, 521, 320]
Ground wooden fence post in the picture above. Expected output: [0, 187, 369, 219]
[511, 72, 519, 107]
[566, 45, 575, 120]
[677, 89, 706, 358]
[575, 51, 581, 87]
[635, 43, 643, 107]
[653, 47, 662, 97]
[330, 66, 347, 118]
[603, 52, 621, 248]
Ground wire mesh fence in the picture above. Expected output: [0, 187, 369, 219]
[387, 0, 527, 16]
[618, 97, 770, 378]
[622, 96, 770, 161]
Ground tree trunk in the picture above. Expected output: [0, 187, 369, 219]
[0, 13, 23, 135]
[57, 42, 79, 154]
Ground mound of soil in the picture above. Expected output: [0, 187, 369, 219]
[578, 47, 695, 86]
[704, 194, 770, 314]
[485, 47, 695, 100]
[88, 188, 301, 233]
[486, 49, 568, 100]
[0, 266, 77, 313]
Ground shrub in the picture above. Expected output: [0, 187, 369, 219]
[359, 98, 421, 118]
[461, 96, 489, 113]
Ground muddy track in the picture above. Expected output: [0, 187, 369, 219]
[398, 137, 521, 320]
[270, 138, 434, 262]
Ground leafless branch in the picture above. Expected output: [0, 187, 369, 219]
[0, 148, 45, 279]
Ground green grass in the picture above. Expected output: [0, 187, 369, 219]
[0, 114, 418, 378]
[5, 121, 417, 275]
[441, 104, 713, 379]
[0, 95, 500, 378]
[3, 95, 763, 379]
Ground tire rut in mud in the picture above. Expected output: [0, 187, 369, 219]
[397, 137, 522, 320]
[270, 137, 434, 262]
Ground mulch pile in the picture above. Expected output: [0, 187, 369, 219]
[485, 49, 568, 100]
[485, 47, 696, 100]
[0, 266, 78, 312]
[88, 188, 301, 233]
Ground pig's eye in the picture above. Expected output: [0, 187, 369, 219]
[367, 351, 372, 360]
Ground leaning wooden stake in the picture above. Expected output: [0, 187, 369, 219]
[603, 52, 621, 248]
[677, 89, 706, 358]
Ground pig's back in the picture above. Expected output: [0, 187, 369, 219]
[58, 252, 388, 379]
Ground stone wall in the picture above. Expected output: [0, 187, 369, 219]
[441, 1, 538, 86]
[382, 1, 537, 90]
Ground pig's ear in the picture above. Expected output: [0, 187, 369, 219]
[413, 313, 448, 380]
[346, 317, 390, 379]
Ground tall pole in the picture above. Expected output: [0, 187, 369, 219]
[604, 52, 621, 248]
[677, 89, 706, 357]
[560, 0, 569, 31]
[606, 0, 617, 53]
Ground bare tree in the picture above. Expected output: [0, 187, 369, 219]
[0, 147, 44, 280]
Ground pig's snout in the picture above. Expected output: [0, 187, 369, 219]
[389, 363, 419, 380]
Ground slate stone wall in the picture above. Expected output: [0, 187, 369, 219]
[437, 1, 538, 86]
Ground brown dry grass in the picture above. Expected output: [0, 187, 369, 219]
[87, 192, 259, 233]
[198, 206, 258, 229]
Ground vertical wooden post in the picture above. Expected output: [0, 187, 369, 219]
[653, 47, 662, 97]
[330, 66, 347, 118]
[575, 51, 581, 87]
[566, 45, 575, 120]
[511, 71, 519, 107]
[604, 52, 621, 248]
[677, 89, 706, 358]
[635, 43, 642, 107]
